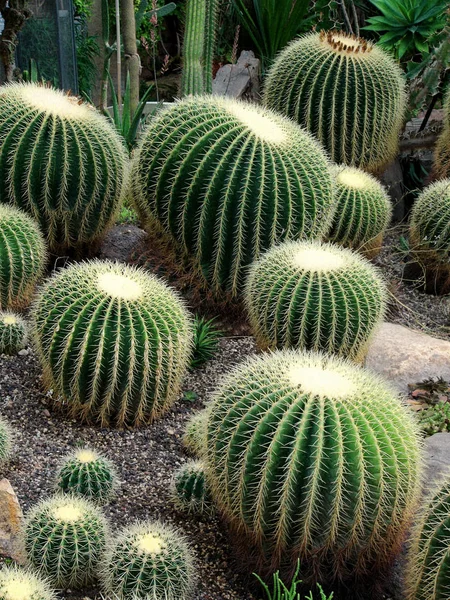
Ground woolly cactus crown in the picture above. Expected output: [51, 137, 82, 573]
[132, 95, 334, 297]
[263, 30, 406, 172]
[0, 566, 57, 600]
[0, 83, 128, 253]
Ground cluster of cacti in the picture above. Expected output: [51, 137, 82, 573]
[328, 165, 392, 257]
[0, 566, 57, 600]
[0, 83, 128, 253]
[0, 204, 46, 310]
[24, 495, 108, 588]
[183, 410, 209, 456]
[0, 417, 11, 465]
[404, 476, 450, 599]
[245, 240, 386, 361]
[55, 447, 118, 504]
[132, 95, 334, 297]
[263, 30, 406, 172]
[434, 91, 450, 179]
[0, 312, 28, 355]
[181, 0, 219, 96]
[31, 260, 193, 427]
[101, 520, 195, 599]
[205, 350, 422, 584]
[171, 460, 211, 515]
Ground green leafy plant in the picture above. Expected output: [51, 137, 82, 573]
[190, 316, 222, 368]
[75, 27, 100, 101]
[0, 565, 57, 600]
[417, 402, 450, 436]
[0, 312, 28, 355]
[254, 560, 333, 600]
[364, 0, 447, 60]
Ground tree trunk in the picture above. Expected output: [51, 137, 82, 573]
[0, 0, 31, 83]
[120, 0, 139, 113]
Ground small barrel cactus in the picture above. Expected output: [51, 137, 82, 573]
[0, 204, 46, 310]
[132, 95, 334, 297]
[0, 312, 28, 355]
[55, 447, 118, 504]
[434, 91, 450, 179]
[263, 31, 406, 172]
[183, 410, 209, 456]
[328, 165, 392, 257]
[171, 460, 211, 515]
[24, 495, 108, 588]
[0, 83, 128, 253]
[206, 350, 422, 585]
[404, 476, 450, 599]
[31, 260, 193, 427]
[245, 240, 386, 361]
[0, 566, 57, 600]
[0, 417, 12, 465]
[101, 520, 196, 600]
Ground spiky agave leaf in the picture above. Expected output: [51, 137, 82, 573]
[263, 30, 406, 172]
[205, 350, 422, 587]
[0, 565, 57, 600]
[0, 205, 46, 310]
[245, 240, 386, 361]
[131, 95, 334, 297]
[0, 83, 129, 253]
[0, 312, 28, 355]
[31, 260, 193, 427]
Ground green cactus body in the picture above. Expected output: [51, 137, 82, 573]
[405, 476, 450, 600]
[206, 350, 422, 584]
[0, 84, 128, 253]
[101, 521, 196, 600]
[0, 417, 12, 464]
[328, 166, 392, 257]
[132, 96, 334, 297]
[0, 312, 28, 355]
[435, 91, 450, 179]
[263, 31, 406, 172]
[31, 260, 193, 427]
[0, 566, 57, 600]
[245, 241, 386, 361]
[56, 448, 118, 504]
[24, 496, 108, 588]
[183, 410, 209, 456]
[0, 205, 46, 310]
[171, 460, 211, 514]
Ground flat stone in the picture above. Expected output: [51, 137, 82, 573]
[365, 322, 450, 393]
[212, 50, 260, 101]
[424, 433, 450, 487]
[0, 478, 25, 563]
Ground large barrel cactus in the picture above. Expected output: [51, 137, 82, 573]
[132, 95, 334, 297]
[434, 91, 450, 179]
[31, 260, 193, 427]
[205, 350, 422, 587]
[328, 165, 392, 257]
[263, 31, 406, 172]
[405, 476, 450, 600]
[0, 204, 46, 310]
[0, 83, 128, 253]
[245, 240, 386, 361]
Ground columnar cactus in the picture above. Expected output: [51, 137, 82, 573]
[0, 312, 28, 355]
[0, 205, 46, 310]
[24, 496, 108, 588]
[0, 417, 12, 465]
[206, 350, 422, 585]
[434, 91, 450, 179]
[171, 460, 211, 514]
[55, 447, 118, 504]
[183, 410, 209, 456]
[245, 241, 386, 361]
[0, 83, 128, 253]
[31, 260, 193, 427]
[328, 165, 392, 257]
[101, 521, 196, 599]
[263, 31, 406, 172]
[0, 566, 57, 600]
[405, 476, 450, 599]
[132, 96, 334, 297]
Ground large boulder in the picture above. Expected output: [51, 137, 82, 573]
[424, 433, 450, 486]
[366, 322, 450, 393]
[0, 478, 24, 563]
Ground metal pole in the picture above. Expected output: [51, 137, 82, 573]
[115, 0, 121, 109]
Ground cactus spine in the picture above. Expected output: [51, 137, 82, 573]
[0, 566, 57, 600]
[434, 91, 450, 179]
[132, 96, 334, 297]
[0, 84, 128, 253]
[245, 240, 386, 361]
[0, 205, 46, 310]
[31, 260, 193, 427]
[0, 312, 28, 355]
[55, 447, 118, 504]
[171, 460, 211, 514]
[0, 417, 12, 464]
[205, 350, 422, 586]
[24, 495, 108, 588]
[405, 476, 450, 599]
[263, 31, 406, 172]
[101, 521, 196, 599]
[183, 410, 209, 456]
[328, 165, 392, 257]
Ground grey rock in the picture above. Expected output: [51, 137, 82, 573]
[0, 478, 25, 563]
[212, 50, 260, 101]
[424, 433, 450, 488]
[99, 224, 148, 263]
[365, 322, 450, 393]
